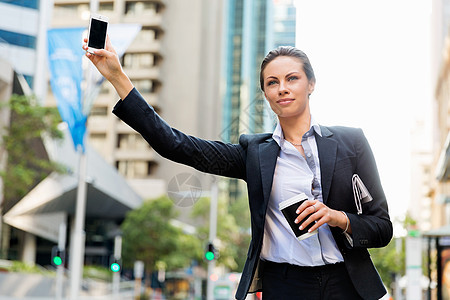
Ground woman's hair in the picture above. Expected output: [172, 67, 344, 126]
[259, 46, 316, 91]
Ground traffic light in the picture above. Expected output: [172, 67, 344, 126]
[205, 243, 216, 261]
[51, 246, 65, 267]
[110, 256, 122, 273]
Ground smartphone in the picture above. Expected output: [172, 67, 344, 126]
[87, 13, 108, 54]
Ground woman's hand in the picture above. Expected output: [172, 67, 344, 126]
[294, 199, 351, 234]
[82, 35, 133, 99]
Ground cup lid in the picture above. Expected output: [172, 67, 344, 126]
[278, 193, 309, 210]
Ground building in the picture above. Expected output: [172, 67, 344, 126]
[428, 0, 450, 229]
[0, 0, 40, 89]
[271, 0, 296, 49]
[432, 41, 450, 228]
[48, 0, 224, 209]
[221, 0, 296, 201]
[0, 0, 226, 269]
[0, 0, 52, 103]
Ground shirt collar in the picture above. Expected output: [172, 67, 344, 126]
[272, 116, 322, 147]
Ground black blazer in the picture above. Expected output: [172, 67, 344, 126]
[113, 88, 393, 300]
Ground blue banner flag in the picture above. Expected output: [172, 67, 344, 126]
[47, 28, 87, 152]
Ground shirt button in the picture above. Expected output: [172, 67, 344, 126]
[307, 153, 311, 158]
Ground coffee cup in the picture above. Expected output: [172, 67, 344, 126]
[279, 193, 318, 241]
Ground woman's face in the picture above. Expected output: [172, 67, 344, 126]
[262, 56, 315, 119]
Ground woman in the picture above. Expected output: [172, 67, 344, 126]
[83, 37, 392, 300]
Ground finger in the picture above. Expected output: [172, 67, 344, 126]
[295, 199, 316, 214]
[295, 200, 318, 223]
[105, 35, 117, 54]
[92, 48, 111, 57]
[306, 217, 326, 233]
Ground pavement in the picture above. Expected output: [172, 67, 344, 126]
[0, 272, 138, 299]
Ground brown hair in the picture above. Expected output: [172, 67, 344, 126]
[260, 46, 316, 91]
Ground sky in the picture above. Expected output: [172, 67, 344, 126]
[293, 0, 433, 228]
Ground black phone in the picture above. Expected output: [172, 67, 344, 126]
[87, 13, 108, 54]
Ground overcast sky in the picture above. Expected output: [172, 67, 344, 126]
[294, 0, 433, 228]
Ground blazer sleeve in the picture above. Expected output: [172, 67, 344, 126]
[112, 88, 247, 180]
[345, 129, 392, 249]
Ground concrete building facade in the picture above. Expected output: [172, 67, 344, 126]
[47, 0, 225, 206]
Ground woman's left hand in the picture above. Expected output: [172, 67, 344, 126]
[294, 199, 351, 234]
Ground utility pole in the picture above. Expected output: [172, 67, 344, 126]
[69, 149, 87, 299]
[206, 180, 218, 300]
[55, 222, 66, 300]
[112, 235, 122, 299]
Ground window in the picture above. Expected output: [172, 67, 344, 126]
[135, 28, 157, 43]
[89, 133, 106, 153]
[90, 106, 108, 116]
[115, 160, 157, 178]
[133, 79, 161, 94]
[123, 53, 155, 68]
[125, 1, 160, 16]
[117, 133, 149, 150]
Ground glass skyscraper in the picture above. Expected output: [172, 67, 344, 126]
[221, 0, 296, 201]
[0, 0, 41, 89]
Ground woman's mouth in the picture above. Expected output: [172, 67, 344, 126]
[277, 98, 295, 105]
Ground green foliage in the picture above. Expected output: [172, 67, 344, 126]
[0, 94, 63, 202]
[370, 238, 404, 289]
[121, 196, 202, 276]
[191, 195, 251, 271]
[9, 261, 51, 275]
[83, 265, 112, 281]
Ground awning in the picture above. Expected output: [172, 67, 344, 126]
[423, 225, 450, 237]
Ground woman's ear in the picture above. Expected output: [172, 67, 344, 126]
[308, 81, 315, 96]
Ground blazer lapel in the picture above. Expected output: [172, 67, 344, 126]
[316, 126, 337, 204]
[259, 139, 280, 207]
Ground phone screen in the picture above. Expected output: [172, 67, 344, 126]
[88, 18, 107, 49]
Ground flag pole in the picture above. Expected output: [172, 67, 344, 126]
[69, 146, 87, 299]
[69, 1, 98, 298]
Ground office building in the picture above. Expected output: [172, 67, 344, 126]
[221, 0, 296, 201]
[0, 0, 224, 267]
[428, 0, 450, 229]
[0, 0, 50, 99]
[48, 0, 224, 206]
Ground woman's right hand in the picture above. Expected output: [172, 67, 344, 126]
[82, 35, 134, 99]
[82, 35, 122, 81]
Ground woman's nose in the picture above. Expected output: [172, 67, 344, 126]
[278, 81, 288, 95]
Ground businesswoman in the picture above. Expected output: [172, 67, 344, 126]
[83, 37, 392, 300]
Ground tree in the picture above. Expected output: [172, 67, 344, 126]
[120, 196, 202, 286]
[370, 238, 404, 291]
[0, 94, 63, 209]
[190, 194, 251, 271]
[369, 214, 418, 293]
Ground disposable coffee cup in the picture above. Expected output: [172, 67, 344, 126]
[279, 193, 318, 241]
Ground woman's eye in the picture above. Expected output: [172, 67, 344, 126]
[267, 80, 277, 86]
[288, 76, 298, 81]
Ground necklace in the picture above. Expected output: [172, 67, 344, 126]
[287, 140, 302, 146]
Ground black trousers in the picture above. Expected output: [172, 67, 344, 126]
[261, 260, 363, 300]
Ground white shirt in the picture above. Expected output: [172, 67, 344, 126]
[260, 117, 344, 266]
